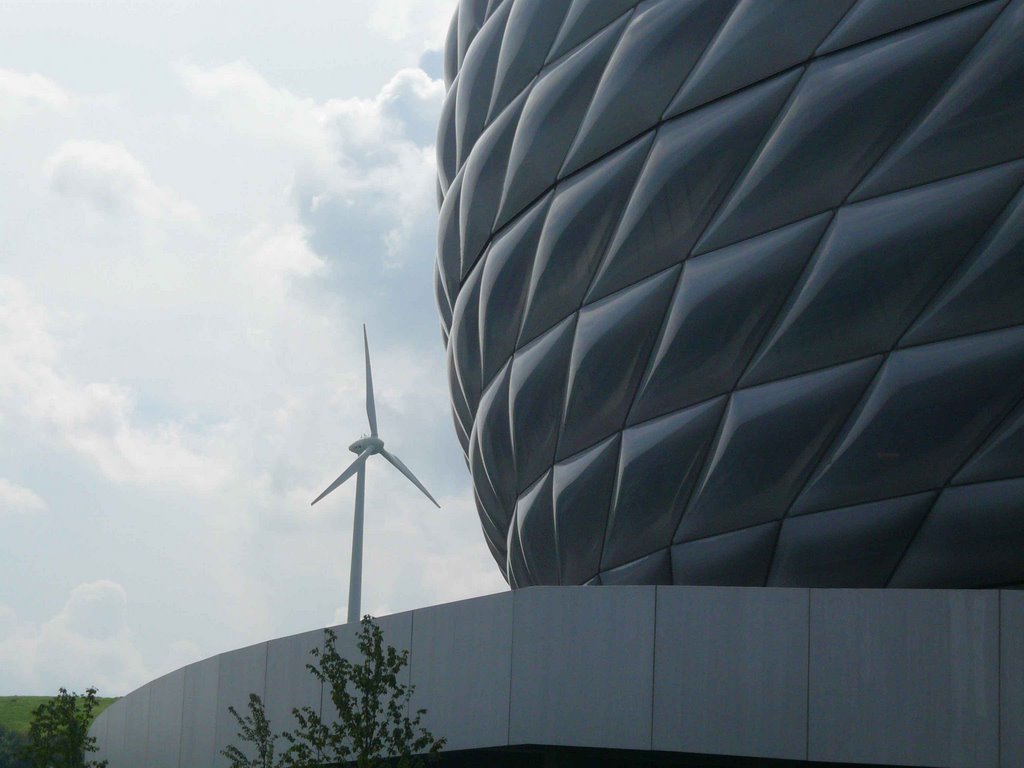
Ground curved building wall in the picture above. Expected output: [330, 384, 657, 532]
[89, 588, 1024, 768]
[435, 0, 1024, 588]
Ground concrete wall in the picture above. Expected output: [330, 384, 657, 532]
[91, 587, 1024, 768]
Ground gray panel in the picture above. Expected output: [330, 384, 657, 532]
[436, 168, 464, 316]
[144, 668, 184, 768]
[743, 162, 1024, 386]
[956, 400, 1024, 485]
[103, 695, 126, 768]
[678, 357, 880, 541]
[436, 83, 458, 194]
[454, 0, 511, 167]
[561, 0, 734, 177]
[851, 0, 1024, 199]
[890, 478, 1024, 588]
[458, 84, 527, 279]
[506, 504, 532, 588]
[456, 0, 489, 72]
[587, 72, 801, 304]
[768, 493, 934, 588]
[516, 471, 558, 585]
[546, 0, 636, 64]
[628, 214, 829, 423]
[599, 548, 671, 585]
[1003, 590, 1024, 768]
[180, 654, 219, 768]
[697, 6, 996, 254]
[604, 397, 724, 570]
[473, 361, 515, 515]
[653, 586, 808, 760]
[671, 522, 779, 586]
[552, 435, 620, 585]
[509, 315, 576, 493]
[478, 194, 550, 383]
[509, 586, 655, 750]
[449, 253, 484, 415]
[794, 326, 1024, 516]
[495, 15, 626, 230]
[409, 593, 513, 751]
[120, 692, 146, 768]
[666, 0, 854, 116]
[818, 0, 983, 55]
[469, 409, 509, 544]
[213, 642, 268, 768]
[557, 267, 678, 460]
[517, 134, 652, 347]
[809, 589, 999, 767]
[906, 182, 1024, 349]
[486, 0, 570, 124]
[443, 8, 459, 89]
[88, 707, 109, 766]
[263, 629, 324, 754]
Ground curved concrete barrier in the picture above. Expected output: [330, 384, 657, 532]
[91, 587, 1023, 767]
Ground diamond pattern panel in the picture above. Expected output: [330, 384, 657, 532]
[437, 0, 1024, 587]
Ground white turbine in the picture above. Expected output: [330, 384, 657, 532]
[312, 325, 440, 624]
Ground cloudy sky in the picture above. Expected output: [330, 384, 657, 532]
[0, 0, 507, 696]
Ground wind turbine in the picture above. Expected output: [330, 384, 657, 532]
[312, 325, 440, 624]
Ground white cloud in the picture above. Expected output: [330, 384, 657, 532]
[0, 478, 47, 517]
[0, 34, 507, 698]
[45, 140, 199, 224]
[0, 69, 72, 119]
[0, 581, 150, 695]
[0, 277, 230, 493]
[368, 0, 454, 50]
[178, 61, 443, 269]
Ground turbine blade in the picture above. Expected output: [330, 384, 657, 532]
[380, 449, 440, 508]
[311, 448, 373, 506]
[364, 325, 378, 437]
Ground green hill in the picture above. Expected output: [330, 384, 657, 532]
[0, 696, 118, 736]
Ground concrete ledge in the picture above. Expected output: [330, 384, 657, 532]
[91, 587, 1023, 768]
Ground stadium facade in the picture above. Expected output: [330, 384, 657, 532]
[435, 0, 1024, 590]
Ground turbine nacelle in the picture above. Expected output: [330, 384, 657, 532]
[349, 436, 383, 455]
[311, 324, 440, 510]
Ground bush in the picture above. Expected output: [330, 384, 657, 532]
[20, 688, 107, 768]
[222, 616, 443, 768]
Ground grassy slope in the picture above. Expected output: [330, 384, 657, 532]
[0, 697, 118, 736]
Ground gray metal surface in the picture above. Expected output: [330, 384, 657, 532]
[122, 686, 149, 768]
[213, 642, 268, 768]
[409, 592, 513, 751]
[1003, 591, 1024, 768]
[145, 669, 185, 768]
[263, 628, 323, 754]
[436, 0, 1024, 590]
[808, 589, 1000, 767]
[508, 586, 654, 750]
[652, 586, 808, 760]
[91, 586, 1024, 767]
[179, 654, 219, 768]
[102, 687, 126, 768]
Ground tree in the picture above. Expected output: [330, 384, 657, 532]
[0, 724, 29, 768]
[20, 688, 107, 768]
[221, 616, 444, 768]
[221, 695, 277, 768]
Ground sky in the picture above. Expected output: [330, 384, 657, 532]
[0, 0, 508, 696]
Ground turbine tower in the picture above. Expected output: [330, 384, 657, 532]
[312, 325, 440, 623]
